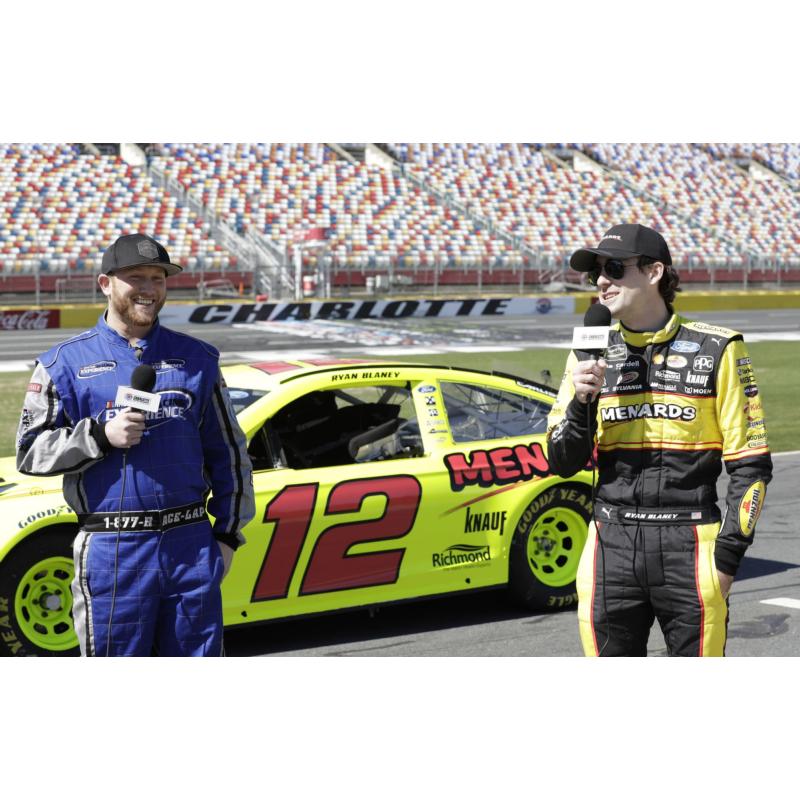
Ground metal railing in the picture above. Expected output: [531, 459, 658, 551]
[148, 164, 259, 272]
[1, 255, 799, 306]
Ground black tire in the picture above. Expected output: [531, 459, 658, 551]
[508, 481, 592, 612]
[0, 527, 80, 657]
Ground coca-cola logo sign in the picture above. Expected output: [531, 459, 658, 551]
[0, 309, 60, 330]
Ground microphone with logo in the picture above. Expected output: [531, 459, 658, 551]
[569, 301, 611, 427]
[572, 302, 612, 365]
[571, 303, 613, 655]
[115, 364, 160, 417]
[107, 364, 159, 655]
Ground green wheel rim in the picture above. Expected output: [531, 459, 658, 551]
[525, 506, 588, 588]
[14, 556, 78, 652]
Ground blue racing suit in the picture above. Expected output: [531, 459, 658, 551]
[16, 313, 255, 656]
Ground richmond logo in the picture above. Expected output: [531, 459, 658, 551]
[432, 544, 491, 568]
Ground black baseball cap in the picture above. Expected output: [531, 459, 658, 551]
[101, 233, 183, 277]
[570, 223, 672, 272]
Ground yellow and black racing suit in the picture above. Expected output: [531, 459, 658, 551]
[547, 312, 772, 656]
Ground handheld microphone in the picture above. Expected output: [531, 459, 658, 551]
[131, 364, 157, 393]
[115, 364, 159, 412]
[572, 303, 611, 361]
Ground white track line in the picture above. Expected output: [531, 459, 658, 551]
[0, 361, 33, 373]
[746, 332, 800, 341]
[760, 598, 800, 610]
[360, 347, 447, 356]
[445, 345, 526, 353]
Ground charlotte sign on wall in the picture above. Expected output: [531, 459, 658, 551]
[159, 297, 576, 326]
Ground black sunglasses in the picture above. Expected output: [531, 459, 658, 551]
[587, 258, 640, 286]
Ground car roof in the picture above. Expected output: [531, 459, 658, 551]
[221, 357, 556, 397]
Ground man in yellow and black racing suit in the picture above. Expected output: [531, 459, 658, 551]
[547, 224, 772, 656]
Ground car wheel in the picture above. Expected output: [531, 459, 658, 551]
[0, 527, 80, 657]
[508, 482, 592, 612]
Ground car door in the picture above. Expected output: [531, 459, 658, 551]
[418, 376, 558, 596]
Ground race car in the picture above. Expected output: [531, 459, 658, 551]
[0, 358, 593, 657]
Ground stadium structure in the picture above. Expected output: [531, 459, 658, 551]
[2, 142, 799, 303]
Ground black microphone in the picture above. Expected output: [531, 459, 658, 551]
[130, 364, 156, 393]
[115, 364, 158, 414]
[574, 303, 612, 362]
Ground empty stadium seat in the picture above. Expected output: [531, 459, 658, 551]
[3, 142, 800, 290]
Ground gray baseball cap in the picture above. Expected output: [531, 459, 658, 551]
[101, 233, 183, 276]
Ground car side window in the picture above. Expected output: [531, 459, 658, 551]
[257, 384, 423, 470]
[247, 421, 287, 471]
[440, 381, 550, 443]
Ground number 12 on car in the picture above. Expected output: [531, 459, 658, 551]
[251, 475, 423, 602]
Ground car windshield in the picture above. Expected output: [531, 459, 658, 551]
[227, 388, 268, 415]
[440, 381, 551, 442]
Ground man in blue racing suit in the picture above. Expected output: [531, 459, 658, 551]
[16, 233, 255, 656]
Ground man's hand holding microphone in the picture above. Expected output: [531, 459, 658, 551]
[572, 303, 612, 404]
[103, 364, 158, 449]
[573, 358, 607, 405]
[104, 409, 147, 448]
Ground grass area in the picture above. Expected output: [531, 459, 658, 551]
[0, 372, 32, 460]
[0, 342, 795, 457]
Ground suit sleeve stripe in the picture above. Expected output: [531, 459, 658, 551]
[598, 441, 723, 450]
[212, 382, 244, 536]
[44, 378, 57, 427]
[724, 446, 770, 461]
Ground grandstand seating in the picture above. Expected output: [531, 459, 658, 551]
[579, 142, 800, 263]
[705, 143, 800, 183]
[387, 143, 747, 283]
[0, 143, 235, 276]
[2, 141, 799, 295]
[151, 143, 518, 271]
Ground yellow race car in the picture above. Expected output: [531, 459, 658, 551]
[0, 358, 593, 657]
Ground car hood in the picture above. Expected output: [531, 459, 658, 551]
[0, 456, 63, 500]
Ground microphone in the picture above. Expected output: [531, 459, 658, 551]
[131, 364, 156, 393]
[115, 364, 160, 412]
[572, 303, 612, 361]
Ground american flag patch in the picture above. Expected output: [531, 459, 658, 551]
[692, 512, 702, 520]
[27, 383, 42, 394]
